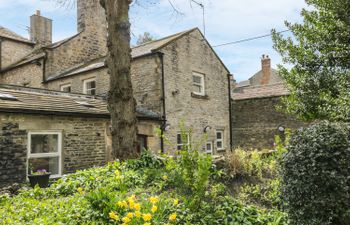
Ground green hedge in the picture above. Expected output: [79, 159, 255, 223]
[282, 122, 350, 225]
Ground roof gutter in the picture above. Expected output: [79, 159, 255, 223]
[0, 108, 163, 121]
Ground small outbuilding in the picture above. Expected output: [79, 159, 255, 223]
[0, 85, 161, 187]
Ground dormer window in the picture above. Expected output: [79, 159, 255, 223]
[192, 72, 205, 96]
[83, 78, 96, 95]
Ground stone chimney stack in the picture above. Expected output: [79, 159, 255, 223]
[77, 0, 107, 33]
[260, 54, 271, 85]
[30, 10, 52, 46]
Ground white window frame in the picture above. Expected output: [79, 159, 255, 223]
[216, 130, 225, 151]
[27, 131, 62, 178]
[192, 72, 205, 96]
[83, 78, 96, 95]
[60, 83, 71, 92]
[177, 133, 190, 150]
[205, 141, 213, 155]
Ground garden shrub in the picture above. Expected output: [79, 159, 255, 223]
[224, 149, 277, 179]
[239, 178, 282, 209]
[282, 121, 350, 225]
[0, 139, 288, 225]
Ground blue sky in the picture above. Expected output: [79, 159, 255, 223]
[0, 0, 306, 81]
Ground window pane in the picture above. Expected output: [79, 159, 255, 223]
[90, 81, 96, 89]
[193, 75, 201, 84]
[28, 157, 59, 175]
[177, 134, 182, 144]
[62, 86, 71, 92]
[89, 89, 96, 95]
[217, 141, 223, 149]
[206, 143, 212, 151]
[216, 132, 222, 139]
[31, 134, 58, 153]
[193, 85, 201, 93]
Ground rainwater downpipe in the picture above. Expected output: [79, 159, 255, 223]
[228, 73, 233, 151]
[158, 52, 167, 153]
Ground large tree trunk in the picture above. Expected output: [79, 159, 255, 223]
[100, 0, 138, 160]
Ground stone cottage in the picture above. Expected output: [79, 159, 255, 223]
[0, 84, 160, 187]
[231, 55, 306, 149]
[0, 0, 232, 155]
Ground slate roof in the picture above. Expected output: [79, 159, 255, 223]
[232, 83, 289, 100]
[46, 28, 199, 81]
[0, 26, 33, 44]
[0, 85, 161, 119]
[131, 28, 196, 58]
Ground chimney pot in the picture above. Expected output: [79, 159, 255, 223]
[36, 10, 41, 16]
[260, 54, 271, 85]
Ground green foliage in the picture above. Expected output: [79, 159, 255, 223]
[272, 0, 350, 121]
[177, 195, 288, 225]
[225, 149, 277, 179]
[282, 121, 350, 225]
[0, 145, 287, 224]
[136, 32, 155, 45]
[165, 149, 212, 209]
[239, 178, 282, 209]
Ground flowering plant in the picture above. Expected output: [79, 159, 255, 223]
[32, 169, 50, 175]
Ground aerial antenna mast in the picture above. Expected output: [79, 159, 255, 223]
[190, 0, 206, 36]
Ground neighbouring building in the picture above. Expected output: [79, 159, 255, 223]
[0, 0, 232, 158]
[0, 84, 161, 188]
[231, 55, 306, 149]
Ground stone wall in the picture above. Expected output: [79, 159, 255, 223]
[0, 113, 109, 187]
[47, 55, 163, 113]
[0, 122, 27, 188]
[232, 96, 307, 150]
[45, 0, 107, 77]
[47, 68, 108, 95]
[161, 29, 231, 154]
[1, 39, 33, 69]
[131, 55, 162, 113]
[0, 62, 44, 88]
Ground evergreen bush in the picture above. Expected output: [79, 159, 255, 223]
[282, 121, 350, 225]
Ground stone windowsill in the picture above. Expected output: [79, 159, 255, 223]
[191, 92, 209, 100]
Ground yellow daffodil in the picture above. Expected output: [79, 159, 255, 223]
[149, 196, 159, 204]
[122, 216, 131, 223]
[128, 194, 136, 200]
[169, 213, 177, 221]
[151, 205, 158, 213]
[144, 223, 151, 225]
[109, 211, 119, 221]
[135, 211, 142, 218]
[117, 200, 128, 208]
[126, 212, 134, 219]
[134, 203, 141, 211]
[142, 213, 152, 222]
[173, 199, 179, 206]
[129, 199, 135, 208]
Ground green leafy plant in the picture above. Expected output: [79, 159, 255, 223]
[282, 121, 350, 225]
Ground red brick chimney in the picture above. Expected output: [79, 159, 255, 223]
[260, 54, 271, 85]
